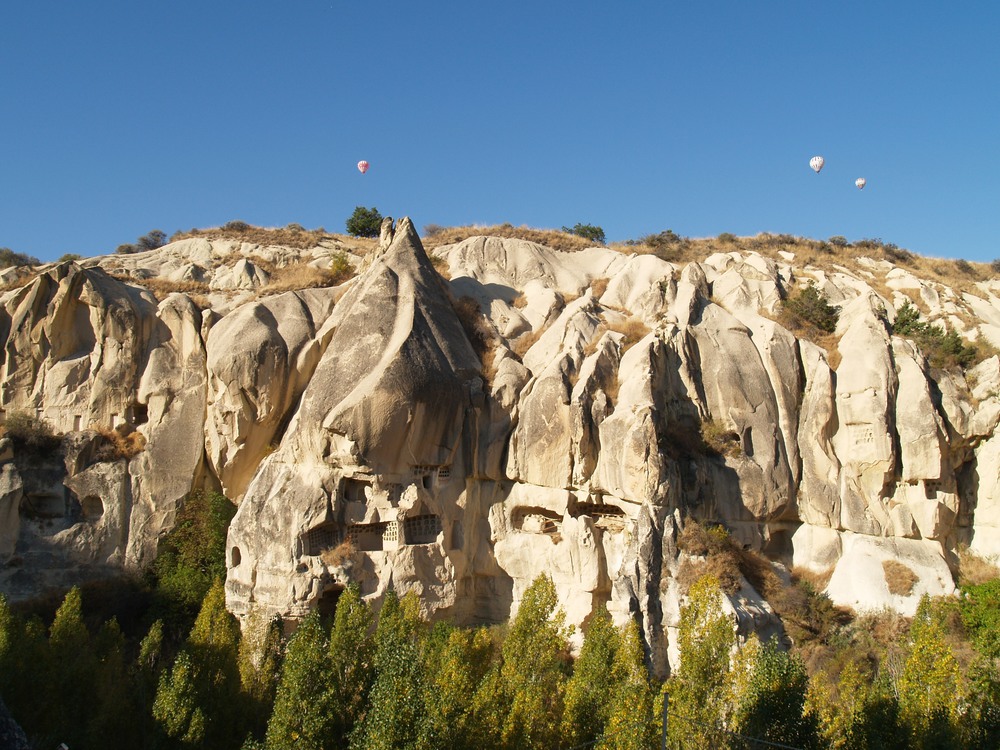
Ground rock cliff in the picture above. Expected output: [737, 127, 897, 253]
[2, 221, 1000, 675]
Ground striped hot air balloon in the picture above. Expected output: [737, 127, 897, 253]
[809, 156, 825, 173]
[357, 160, 369, 174]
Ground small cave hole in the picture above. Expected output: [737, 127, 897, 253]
[81, 495, 104, 520]
[231, 546, 242, 567]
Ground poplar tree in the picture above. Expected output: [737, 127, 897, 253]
[601, 618, 657, 750]
[561, 606, 620, 746]
[328, 584, 374, 745]
[265, 610, 336, 750]
[350, 590, 426, 750]
[666, 574, 735, 750]
[471, 574, 571, 750]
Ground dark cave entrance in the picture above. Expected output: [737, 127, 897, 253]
[317, 584, 345, 622]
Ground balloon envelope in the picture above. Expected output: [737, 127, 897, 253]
[855, 177, 866, 190]
[357, 160, 369, 174]
[809, 156, 825, 173]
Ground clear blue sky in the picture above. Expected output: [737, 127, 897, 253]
[2, 1, 998, 263]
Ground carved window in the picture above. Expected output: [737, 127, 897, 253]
[404, 514, 442, 545]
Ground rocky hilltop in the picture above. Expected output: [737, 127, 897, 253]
[2, 219, 1000, 675]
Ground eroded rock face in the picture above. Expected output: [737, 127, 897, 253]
[7, 222, 1000, 677]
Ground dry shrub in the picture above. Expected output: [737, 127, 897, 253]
[957, 545, 1000, 586]
[320, 539, 357, 568]
[676, 520, 742, 594]
[701, 419, 743, 457]
[882, 559, 918, 595]
[452, 295, 498, 377]
[2, 411, 61, 451]
[94, 424, 146, 462]
[421, 223, 596, 253]
[591, 277, 610, 298]
[677, 555, 742, 595]
[511, 293, 527, 309]
[173, 223, 335, 250]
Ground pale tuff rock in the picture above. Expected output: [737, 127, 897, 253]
[7, 220, 1000, 674]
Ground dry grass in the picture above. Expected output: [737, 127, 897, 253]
[112, 275, 212, 302]
[604, 316, 649, 352]
[93, 424, 146, 462]
[320, 539, 357, 568]
[591, 277, 610, 298]
[421, 223, 597, 253]
[511, 293, 527, 309]
[258, 260, 353, 296]
[957, 545, 1000, 586]
[511, 329, 543, 360]
[882, 559, 918, 596]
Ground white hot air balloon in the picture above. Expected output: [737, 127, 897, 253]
[809, 156, 825, 173]
[855, 177, 866, 190]
[357, 160, 369, 174]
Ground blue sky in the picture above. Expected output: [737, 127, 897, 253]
[2, 1, 998, 262]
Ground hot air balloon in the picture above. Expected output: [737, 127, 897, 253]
[809, 156, 825, 173]
[855, 178, 866, 190]
[357, 160, 369, 174]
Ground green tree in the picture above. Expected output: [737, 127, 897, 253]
[959, 578, 1000, 659]
[350, 590, 426, 750]
[601, 619, 657, 750]
[809, 660, 905, 750]
[154, 651, 207, 745]
[728, 635, 818, 749]
[561, 606, 620, 746]
[471, 574, 571, 750]
[562, 223, 606, 244]
[152, 490, 236, 634]
[417, 623, 495, 750]
[346, 206, 384, 238]
[154, 580, 245, 748]
[328, 585, 374, 745]
[897, 597, 962, 747]
[784, 283, 839, 333]
[265, 611, 337, 750]
[238, 610, 284, 742]
[666, 574, 735, 750]
[0, 247, 40, 267]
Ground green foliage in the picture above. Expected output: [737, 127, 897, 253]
[717, 232, 738, 244]
[238, 610, 284, 740]
[265, 610, 337, 750]
[0, 247, 40, 268]
[117, 229, 168, 254]
[154, 580, 246, 748]
[667, 574, 735, 750]
[959, 578, 1000, 659]
[728, 636, 819, 749]
[57, 252, 83, 263]
[151, 490, 236, 633]
[329, 251, 355, 284]
[829, 235, 849, 247]
[561, 223, 606, 244]
[892, 300, 979, 369]
[600, 619, 657, 750]
[327, 584, 374, 744]
[783, 282, 840, 333]
[346, 206, 384, 238]
[897, 597, 962, 746]
[418, 623, 494, 750]
[561, 606, 620, 746]
[471, 574, 572, 750]
[350, 590, 426, 750]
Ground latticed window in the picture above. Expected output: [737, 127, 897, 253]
[347, 522, 389, 552]
[304, 523, 341, 555]
[437, 466, 451, 480]
[404, 514, 443, 545]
